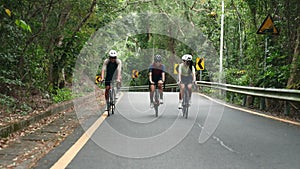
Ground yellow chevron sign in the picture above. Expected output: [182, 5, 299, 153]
[132, 70, 139, 78]
[196, 58, 204, 70]
[174, 64, 179, 74]
[95, 75, 102, 84]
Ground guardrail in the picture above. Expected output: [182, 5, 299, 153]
[121, 82, 300, 101]
[196, 81, 300, 102]
[120, 83, 178, 91]
[196, 81, 300, 114]
[120, 81, 300, 114]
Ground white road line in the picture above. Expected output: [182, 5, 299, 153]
[197, 123, 239, 153]
[197, 93, 300, 126]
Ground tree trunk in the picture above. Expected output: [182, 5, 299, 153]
[287, 26, 300, 89]
[49, 0, 97, 89]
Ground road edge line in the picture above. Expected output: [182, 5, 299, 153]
[50, 113, 107, 169]
[50, 91, 124, 168]
[197, 93, 300, 126]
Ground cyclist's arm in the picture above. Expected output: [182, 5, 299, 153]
[161, 65, 166, 82]
[162, 72, 165, 83]
[148, 65, 154, 83]
[149, 72, 152, 82]
[178, 63, 182, 82]
[101, 59, 109, 81]
[116, 59, 122, 82]
[192, 65, 196, 82]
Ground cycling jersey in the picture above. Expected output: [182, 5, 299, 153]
[102, 58, 122, 86]
[149, 63, 165, 82]
[178, 62, 195, 83]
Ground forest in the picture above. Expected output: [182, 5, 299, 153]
[0, 0, 299, 118]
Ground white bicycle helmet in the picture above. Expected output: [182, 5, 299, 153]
[182, 54, 192, 61]
[109, 50, 118, 57]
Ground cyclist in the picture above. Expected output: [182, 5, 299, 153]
[101, 50, 122, 110]
[178, 54, 196, 109]
[148, 54, 165, 108]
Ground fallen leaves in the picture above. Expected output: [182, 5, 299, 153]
[0, 90, 105, 168]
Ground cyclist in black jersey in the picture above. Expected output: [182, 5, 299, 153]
[101, 50, 122, 108]
[148, 55, 165, 108]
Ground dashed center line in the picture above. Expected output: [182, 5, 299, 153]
[197, 123, 239, 154]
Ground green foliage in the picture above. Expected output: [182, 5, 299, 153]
[15, 19, 32, 32]
[0, 0, 299, 117]
[52, 88, 74, 103]
[225, 68, 249, 85]
[0, 94, 17, 111]
[0, 94, 32, 114]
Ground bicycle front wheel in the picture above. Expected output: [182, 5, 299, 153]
[111, 89, 115, 114]
[184, 106, 188, 119]
[154, 89, 159, 117]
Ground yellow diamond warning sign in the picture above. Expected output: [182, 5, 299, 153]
[257, 14, 279, 35]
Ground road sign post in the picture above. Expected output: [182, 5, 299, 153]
[196, 58, 204, 81]
[257, 14, 279, 110]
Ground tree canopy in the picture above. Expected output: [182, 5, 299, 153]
[1, 0, 299, 113]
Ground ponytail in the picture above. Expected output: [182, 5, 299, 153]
[188, 61, 193, 72]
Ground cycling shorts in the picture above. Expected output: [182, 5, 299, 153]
[181, 75, 193, 84]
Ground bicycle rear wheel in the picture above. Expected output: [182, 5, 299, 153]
[182, 88, 189, 119]
[107, 90, 111, 116]
[184, 105, 188, 119]
[154, 89, 159, 117]
[111, 88, 115, 115]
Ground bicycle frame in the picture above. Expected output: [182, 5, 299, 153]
[103, 80, 117, 117]
[181, 82, 191, 119]
[153, 83, 160, 117]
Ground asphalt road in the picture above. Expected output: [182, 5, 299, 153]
[35, 92, 300, 169]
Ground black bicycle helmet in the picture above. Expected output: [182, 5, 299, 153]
[154, 54, 162, 62]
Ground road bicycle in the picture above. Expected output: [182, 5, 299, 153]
[153, 83, 160, 117]
[181, 82, 190, 119]
[103, 80, 120, 117]
[180, 81, 196, 119]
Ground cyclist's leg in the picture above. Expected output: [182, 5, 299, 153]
[104, 83, 111, 101]
[187, 83, 193, 104]
[149, 82, 155, 108]
[178, 83, 184, 108]
[158, 80, 164, 103]
[188, 76, 194, 103]
[104, 80, 111, 109]
[187, 83, 192, 97]
[180, 76, 188, 98]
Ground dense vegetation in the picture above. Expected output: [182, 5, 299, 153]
[1, 0, 299, 115]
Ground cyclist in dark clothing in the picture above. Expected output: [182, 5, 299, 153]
[148, 55, 165, 108]
[101, 50, 122, 108]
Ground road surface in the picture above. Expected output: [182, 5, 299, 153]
[35, 92, 300, 169]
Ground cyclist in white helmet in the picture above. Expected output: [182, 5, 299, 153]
[178, 54, 196, 109]
[101, 50, 122, 110]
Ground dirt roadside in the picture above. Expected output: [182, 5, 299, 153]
[0, 90, 105, 169]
